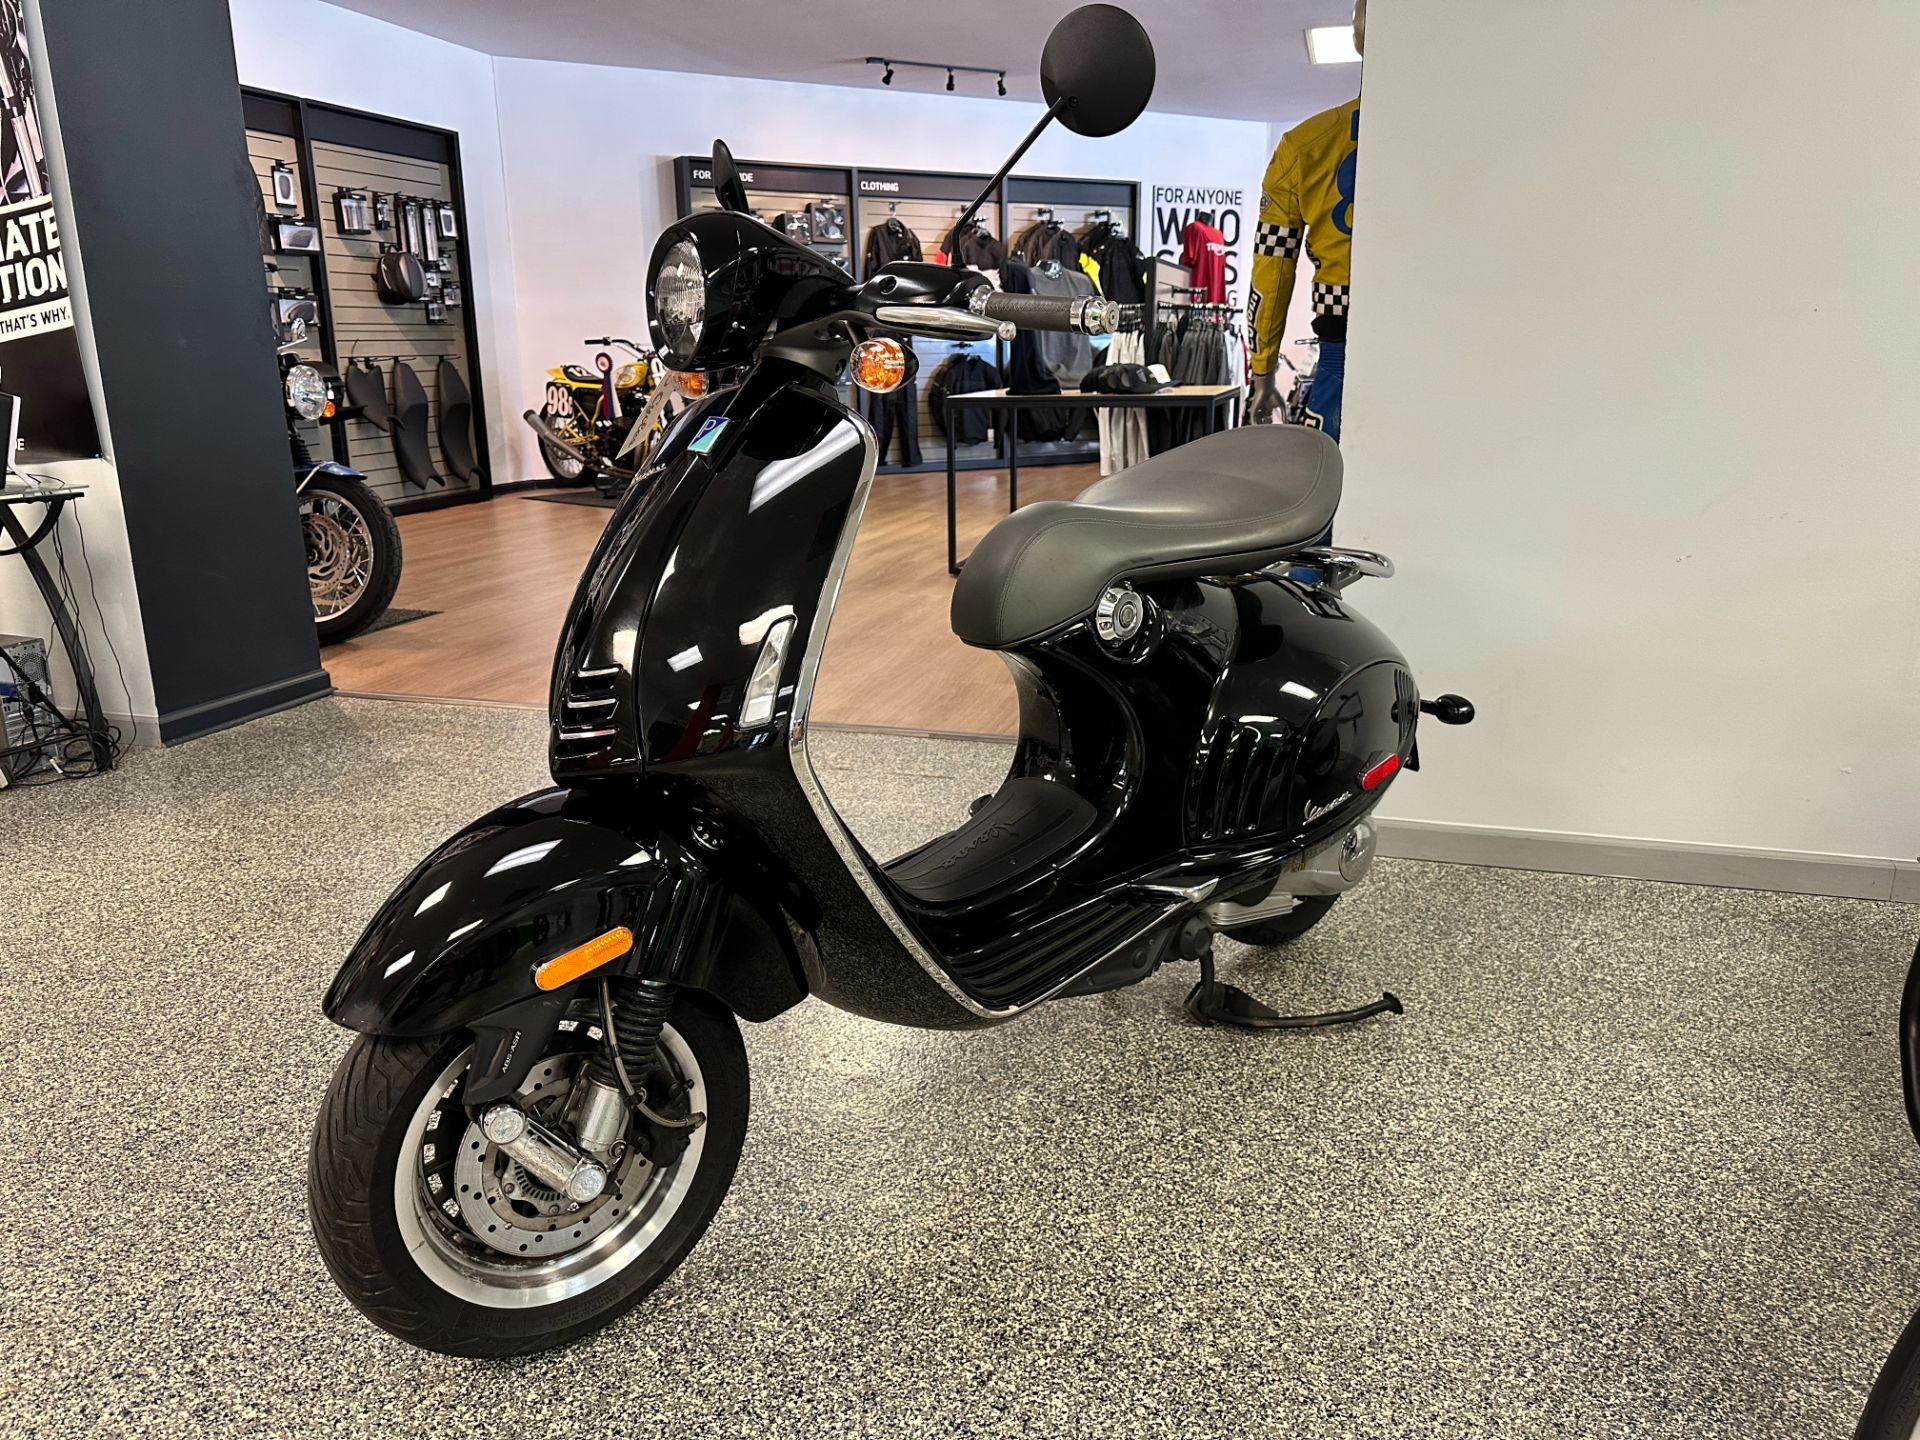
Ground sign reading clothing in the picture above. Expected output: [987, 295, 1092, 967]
[0, 8, 100, 460]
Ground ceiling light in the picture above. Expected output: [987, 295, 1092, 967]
[1305, 25, 1361, 64]
[997, 72, 1007, 96]
[946, 68, 956, 92]
[882, 63, 894, 85]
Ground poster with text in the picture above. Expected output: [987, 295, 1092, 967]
[0, 2, 99, 462]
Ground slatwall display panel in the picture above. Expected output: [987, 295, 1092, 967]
[247, 131, 336, 464]
[313, 140, 476, 506]
[858, 199, 1004, 468]
[690, 186, 856, 277]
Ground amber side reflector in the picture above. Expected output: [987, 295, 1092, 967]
[851, 338, 908, 394]
[534, 927, 634, 991]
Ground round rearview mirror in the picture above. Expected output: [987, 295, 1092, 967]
[711, 139, 751, 214]
[1040, 4, 1156, 138]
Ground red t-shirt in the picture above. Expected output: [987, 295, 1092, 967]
[1179, 221, 1229, 303]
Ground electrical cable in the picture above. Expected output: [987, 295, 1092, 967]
[0, 468, 126, 780]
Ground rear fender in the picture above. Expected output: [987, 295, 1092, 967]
[324, 784, 809, 1098]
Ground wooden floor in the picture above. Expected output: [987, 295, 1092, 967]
[321, 464, 1100, 735]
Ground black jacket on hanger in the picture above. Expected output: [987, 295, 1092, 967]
[1082, 223, 1147, 304]
[928, 353, 1003, 446]
[945, 222, 1006, 271]
[864, 218, 922, 274]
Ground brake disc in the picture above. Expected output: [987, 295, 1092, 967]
[443, 1051, 653, 1261]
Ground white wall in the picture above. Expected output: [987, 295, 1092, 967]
[492, 59, 1271, 479]
[1347, 1, 1920, 864]
[226, 0, 522, 487]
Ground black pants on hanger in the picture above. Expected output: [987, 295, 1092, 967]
[871, 384, 923, 467]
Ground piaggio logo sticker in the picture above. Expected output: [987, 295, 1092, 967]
[688, 417, 729, 454]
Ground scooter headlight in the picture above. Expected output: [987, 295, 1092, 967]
[285, 364, 329, 422]
[651, 239, 706, 369]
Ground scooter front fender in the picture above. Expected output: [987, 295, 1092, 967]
[324, 783, 809, 1050]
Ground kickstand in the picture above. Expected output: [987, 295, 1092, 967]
[1184, 946, 1402, 1032]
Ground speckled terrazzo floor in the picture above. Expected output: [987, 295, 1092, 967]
[1, 696, 1916, 1439]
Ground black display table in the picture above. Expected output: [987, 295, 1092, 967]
[941, 385, 1241, 575]
[0, 483, 115, 774]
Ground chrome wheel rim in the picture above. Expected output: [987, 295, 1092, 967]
[306, 493, 374, 621]
[394, 1023, 707, 1309]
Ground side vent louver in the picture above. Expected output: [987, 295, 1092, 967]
[1187, 722, 1291, 843]
[552, 665, 637, 775]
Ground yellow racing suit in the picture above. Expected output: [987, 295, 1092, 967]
[1248, 96, 1359, 380]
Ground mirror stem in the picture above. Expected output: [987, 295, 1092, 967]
[952, 96, 1069, 240]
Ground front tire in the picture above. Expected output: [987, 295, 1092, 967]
[308, 996, 748, 1357]
[306, 472, 403, 644]
[1859, 1305, 1920, 1438]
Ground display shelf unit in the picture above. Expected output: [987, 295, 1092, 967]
[243, 90, 491, 514]
[671, 157, 1140, 478]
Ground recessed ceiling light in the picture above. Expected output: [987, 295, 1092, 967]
[1305, 25, 1361, 64]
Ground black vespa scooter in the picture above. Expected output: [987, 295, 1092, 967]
[307, 4, 1474, 1357]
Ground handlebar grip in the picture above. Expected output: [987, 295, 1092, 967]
[968, 290, 1123, 335]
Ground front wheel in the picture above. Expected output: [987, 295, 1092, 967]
[1858, 1305, 1920, 1438]
[305, 472, 403, 644]
[308, 996, 748, 1357]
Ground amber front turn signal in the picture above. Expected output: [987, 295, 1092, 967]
[533, 926, 634, 991]
[850, 338, 908, 394]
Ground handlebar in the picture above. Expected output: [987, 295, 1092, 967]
[967, 289, 1124, 336]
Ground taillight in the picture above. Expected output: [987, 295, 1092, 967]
[1361, 753, 1402, 791]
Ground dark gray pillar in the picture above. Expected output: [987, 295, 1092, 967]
[36, 0, 329, 742]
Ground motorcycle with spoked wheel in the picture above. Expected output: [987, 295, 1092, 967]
[524, 336, 700, 496]
[276, 297, 403, 644]
[306, 3, 1475, 1357]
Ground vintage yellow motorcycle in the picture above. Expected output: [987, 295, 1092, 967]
[523, 337, 700, 495]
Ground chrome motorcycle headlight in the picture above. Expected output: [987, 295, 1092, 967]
[652, 239, 705, 368]
[285, 364, 329, 422]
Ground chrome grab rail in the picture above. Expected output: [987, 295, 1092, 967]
[1274, 547, 1395, 592]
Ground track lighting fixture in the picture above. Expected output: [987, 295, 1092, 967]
[866, 57, 1009, 97]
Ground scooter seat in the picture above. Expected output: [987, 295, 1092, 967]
[950, 425, 1342, 649]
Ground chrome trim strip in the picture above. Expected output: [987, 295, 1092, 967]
[575, 666, 621, 681]
[557, 726, 618, 743]
[1133, 878, 1221, 905]
[785, 410, 1016, 1021]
